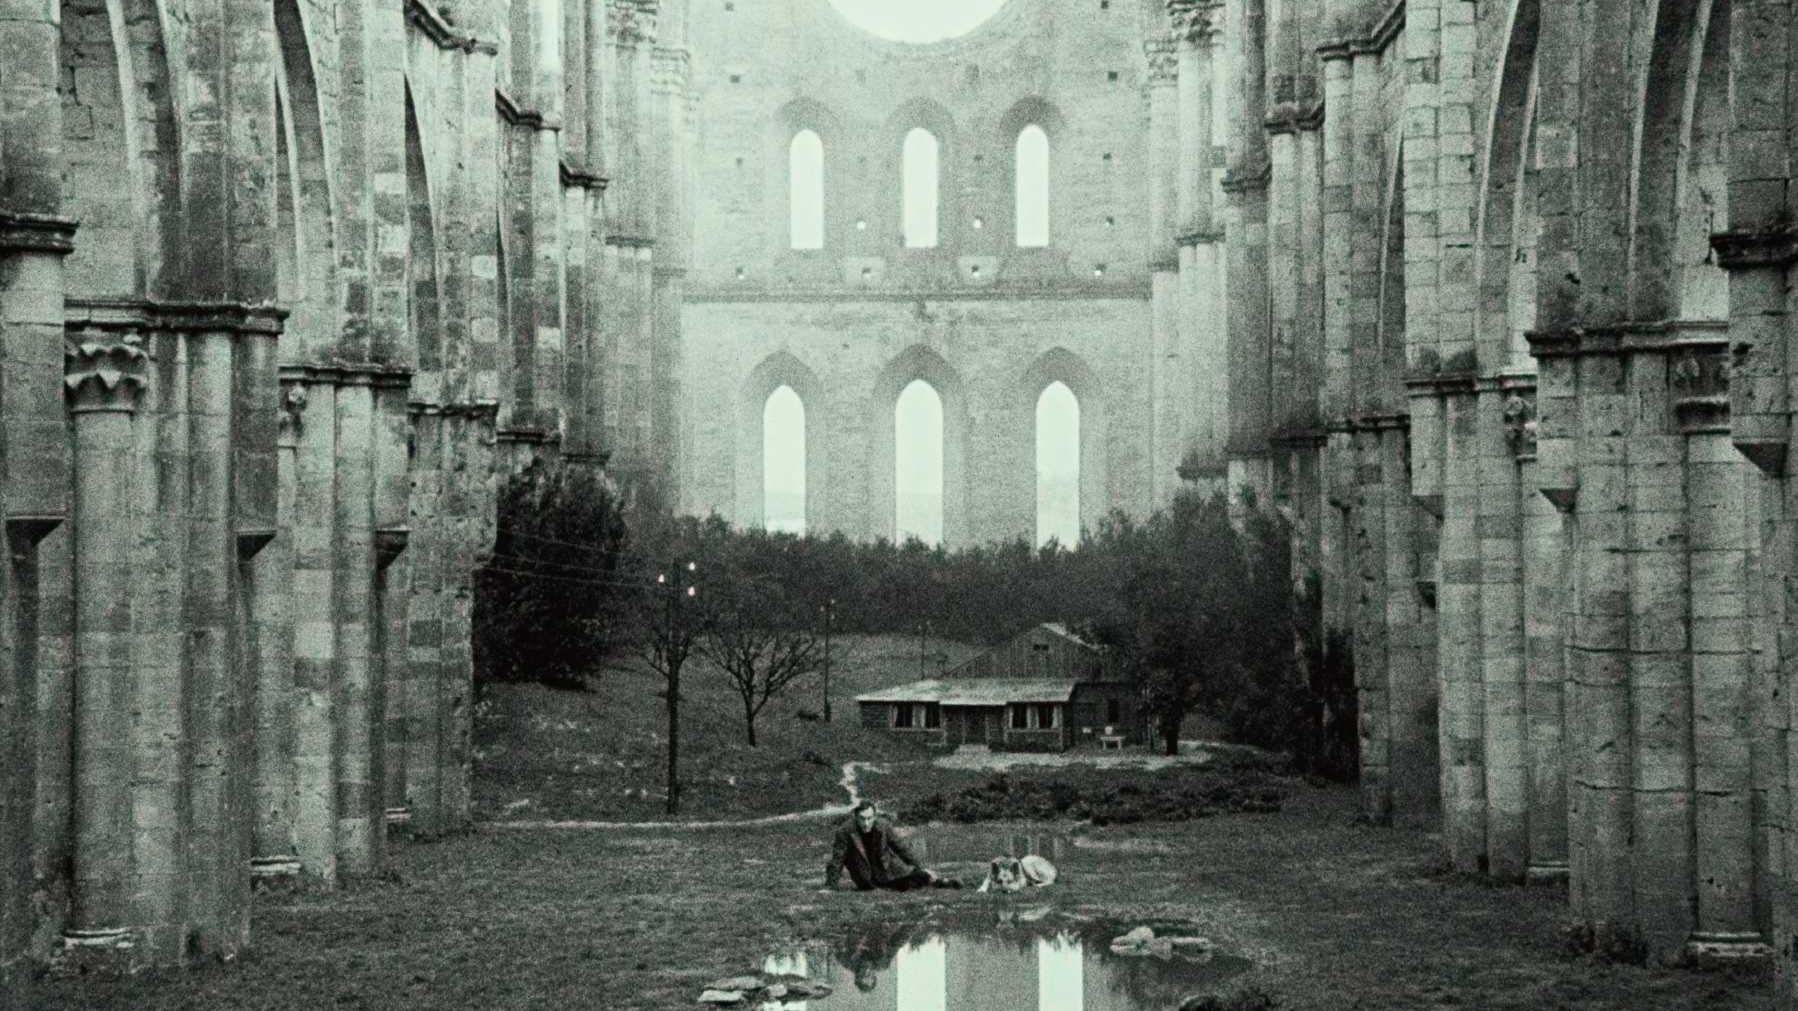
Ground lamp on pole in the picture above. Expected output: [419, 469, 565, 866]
[820, 597, 836, 722]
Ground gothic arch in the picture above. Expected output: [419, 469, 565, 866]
[1629, 0, 1718, 320]
[60, 0, 180, 297]
[275, 0, 340, 363]
[870, 345, 969, 546]
[405, 86, 444, 378]
[1018, 347, 1108, 539]
[1472, 0, 1541, 369]
[1671, 0, 1730, 321]
[883, 99, 958, 251]
[736, 351, 827, 532]
[771, 97, 846, 253]
[995, 97, 1068, 249]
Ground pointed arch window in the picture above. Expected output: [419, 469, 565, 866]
[1035, 381, 1080, 548]
[1015, 124, 1050, 248]
[789, 129, 825, 250]
[895, 379, 944, 544]
[763, 385, 806, 534]
[903, 128, 940, 249]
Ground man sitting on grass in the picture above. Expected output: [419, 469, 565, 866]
[822, 801, 962, 892]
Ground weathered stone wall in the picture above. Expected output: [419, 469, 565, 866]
[0, 0, 680, 977]
[1205, 0, 1791, 979]
[679, 0, 1213, 542]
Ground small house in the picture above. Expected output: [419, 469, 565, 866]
[856, 623, 1146, 751]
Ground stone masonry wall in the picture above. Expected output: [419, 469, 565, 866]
[680, 0, 1209, 542]
[0, 0, 679, 977]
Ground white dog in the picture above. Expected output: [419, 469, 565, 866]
[977, 854, 1058, 893]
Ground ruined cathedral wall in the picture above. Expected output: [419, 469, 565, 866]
[1216, 0, 1791, 974]
[682, 296, 1154, 548]
[680, 0, 1169, 542]
[0, 0, 672, 978]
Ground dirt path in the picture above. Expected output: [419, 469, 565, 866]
[485, 760, 884, 831]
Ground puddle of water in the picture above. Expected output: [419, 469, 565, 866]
[758, 914, 1252, 1011]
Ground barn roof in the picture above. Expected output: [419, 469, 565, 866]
[856, 678, 1079, 706]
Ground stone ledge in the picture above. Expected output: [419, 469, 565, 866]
[560, 161, 609, 191]
[1318, 0, 1405, 60]
[408, 400, 501, 420]
[64, 297, 287, 335]
[686, 282, 1151, 303]
[495, 89, 561, 132]
[1709, 227, 1798, 270]
[277, 362, 414, 389]
[1525, 319, 1729, 357]
[404, 0, 499, 54]
[0, 212, 79, 254]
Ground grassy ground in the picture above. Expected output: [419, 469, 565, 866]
[15, 784, 1769, 1010]
[472, 633, 980, 822]
[9, 632, 1775, 1009]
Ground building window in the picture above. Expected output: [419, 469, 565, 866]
[903, 127, 940, 248]
[894, 379, 944, 545]
[763, 385, 805, 534]
[1036, 381, 1080, 548]
[1035, 704, 1058, 730]
[1011, 704, 1029, 730]
[1015, 124, 1049, 248]
[894, 704, 915, 729]
[924, 704, 941, 730]
[790, 130, 825, 250]
[1106, 698, 1121, 724]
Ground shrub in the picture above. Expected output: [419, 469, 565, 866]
[473, 463, 630, 691]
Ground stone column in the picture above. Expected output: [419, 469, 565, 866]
[62, 338, 148, 964]
[0, 212, 75, 981]
[1674, 346, 1762, 957]
[334, 375, 379, 876]
[251, 383, 307, 885]
[291, 374, 338, 882]
[1513, 387, 1569, 884]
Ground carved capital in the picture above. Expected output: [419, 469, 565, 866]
[1166, 0, 1220, 42]
[278, 382, 309, 445]
[0, 212, 79, 255]
[1710, 227, 1798, 271]
[608, 0, 658, 45]
[64, 340, 148, 414]
[1145, 37, 1180, 83]
[1502, 390, 1538, 459]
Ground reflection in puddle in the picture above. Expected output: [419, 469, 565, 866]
[762, 916, 1251, 1011]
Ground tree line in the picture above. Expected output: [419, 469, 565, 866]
[472, 464, 1357, 813]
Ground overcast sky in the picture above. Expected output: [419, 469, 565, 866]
[828, 0, 1010, 43]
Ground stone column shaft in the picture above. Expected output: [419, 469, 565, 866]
[63, 339, 147, 957]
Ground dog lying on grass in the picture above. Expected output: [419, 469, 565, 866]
[977, 854, 1058, 893]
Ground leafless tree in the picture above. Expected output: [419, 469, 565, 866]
[700, 584, 823, 747]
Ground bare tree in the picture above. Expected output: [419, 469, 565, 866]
[700, 584, 823, 746]
[628, 560, 704, 814]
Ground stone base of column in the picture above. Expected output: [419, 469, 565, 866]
[1684, 933, 1772, 966]
[1525, 862, 1568, 885]
[56, 928, 136, 973]
[249, 856, 303, 892]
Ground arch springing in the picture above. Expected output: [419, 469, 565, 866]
[789, 130, 825, 250]
[1015, 124, 1050, 248]
[903, 128, 940, 249]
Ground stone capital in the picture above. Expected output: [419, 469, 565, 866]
[64, 340, 148, 414]
[1166, 0, 1220, 43]
[1502, 389, 1538, 459]
[0, 212, 80, 255]
[608, 0, 658, 45]
[1144, 37, 1180, 84]
[1710, 227, 1798, 271]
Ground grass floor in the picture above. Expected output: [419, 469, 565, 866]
[15, 784, 1771, 1010]
[473, 634, 979, 822]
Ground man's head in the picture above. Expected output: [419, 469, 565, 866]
[853, 801, 878, 832]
